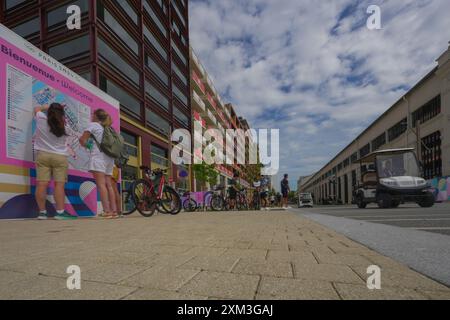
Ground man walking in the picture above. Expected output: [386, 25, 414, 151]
[281, 174, 290, 209]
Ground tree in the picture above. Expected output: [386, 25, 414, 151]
[193, 163, 219, 191]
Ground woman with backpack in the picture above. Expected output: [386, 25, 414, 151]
[34, 103, 77, 220]
[79, 109, 118, 219]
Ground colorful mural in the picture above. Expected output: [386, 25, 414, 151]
[429, 177, 450, 202]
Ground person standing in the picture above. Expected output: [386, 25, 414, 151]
[34, 103, 77, 220]
[281, 174, 291, 209]
[79, 109, 118, 219]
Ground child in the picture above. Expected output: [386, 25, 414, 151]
[34, 103, 77, 220]
[79, 109, 118, 219]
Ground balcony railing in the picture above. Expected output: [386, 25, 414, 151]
[192, 90, 206, 111]
[192, 70, 206, 94]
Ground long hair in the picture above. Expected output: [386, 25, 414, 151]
[93, 109, 112, 127]
[47, 103, 67, 138]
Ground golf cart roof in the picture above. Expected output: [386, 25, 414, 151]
[359, 148, 415, 163]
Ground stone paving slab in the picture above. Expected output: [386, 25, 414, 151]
[0, 211, 449, 300]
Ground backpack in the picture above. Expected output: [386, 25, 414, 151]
[92, 126, 129, 168]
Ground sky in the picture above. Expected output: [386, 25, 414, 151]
[188, 0, 450, 191]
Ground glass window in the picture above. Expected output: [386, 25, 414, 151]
[372, 133, 386, 151]
[98, 37, 140, 85]
[172, 83, 188, 106]
[151, 144, 169, 168]
[171, 39, 187, 65]
[172, 1, 186, 27]
[145, 80, 169, 110]
[173, 106, 189, 127]
[388, 118, 407, 142]
[144, 26, 168, 61]
[97, 4, 139, 55]
[99, 74, 141, 117]
[412, 95, 441, 127]
[115, 0, 138, 25]
[5, 0, 28, 10]
[48, 34, 90, 63]
[156, 0, 167, 14]
[47, 0, 88, 29]
[143, 0, 167, 38]
[11, 17, 40, 38]
[121, 131, 139, 157]
[145, 55, 169, 86]
[172, 62, 187, 86]
[145, 109, 170, 136]
[79, 71, 91, 82]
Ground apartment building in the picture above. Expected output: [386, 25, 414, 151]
[1, 0, 192, 194]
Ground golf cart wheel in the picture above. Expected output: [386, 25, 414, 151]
[356, 195, 367, 209]
[377, 193, 392, 209]
[391, 200, 401, 208]
[418, 192, 435, 208]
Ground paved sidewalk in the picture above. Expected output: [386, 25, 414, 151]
[0, 211, 449, 300]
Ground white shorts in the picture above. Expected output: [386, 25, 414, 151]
[89, 152, 114, 176]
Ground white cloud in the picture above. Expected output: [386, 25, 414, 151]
[189, 0, 450, 189]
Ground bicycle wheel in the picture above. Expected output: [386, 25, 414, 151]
[183, 199, 198, 212]
[211, 195, 224, 211]
[203, 191, 213, 210]
[121, 188, 136, 216]
[132, 180, 157, 217]
[160, 186, 182, 215]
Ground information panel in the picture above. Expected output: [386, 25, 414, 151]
[0, 23, 120, 219]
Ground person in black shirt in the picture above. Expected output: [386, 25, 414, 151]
[228, 172, 240, 210]
[281, 174, 290, 209]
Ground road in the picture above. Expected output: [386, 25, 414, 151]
[296, 202, 450, 236]
[292, 202, 450, 287]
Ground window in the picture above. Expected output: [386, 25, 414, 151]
[172, 83, 188, 106]
[151, 144, 169, 168]
[11, 17, 40, 38]
[173, 106, 189, 127]
[98, 37, 140, 85]
[48, 34, 90, 63]
[144, 26, 168, 61]
[5, 0, 28, 10]
[172, 0, 186, 27]
[171, 39, 187, 65]
[115, 0, 138, 25]
[412, 96, 441, 127]
[372, 132, 386, 151]
[172, 62, 188, 86]
[79, 71, 91, 82]
[145, 55, 169, 86]
[121, 131, 138, 157]
[146, 109, 170, 136]
[156, 0, 167, 14]
[99, 74, 141, 117]
[145, 80, 169, 110]
[351, 152, 358, 163]
[47, 0, 88, 29]
[388, 118, 407, 142]
[97, 5, 139, 55]
[144, 0, 167, 38]
[343, 158, 350, 168]
[421, 131, 442, 180]
[359, 144, 371, 158]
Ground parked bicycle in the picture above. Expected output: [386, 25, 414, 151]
[131, 166, 181, 217]
[182, 191, 201, 212]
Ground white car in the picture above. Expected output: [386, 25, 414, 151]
[298, 193, 314, 208]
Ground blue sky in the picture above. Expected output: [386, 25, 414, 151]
[188, 0, 450, 190]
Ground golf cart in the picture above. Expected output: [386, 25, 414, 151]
[353, 148, 435, 209]
[298, 193, 313, 208]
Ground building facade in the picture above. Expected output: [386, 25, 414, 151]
[300, 44, 450, 204]
[1, 0, 192, 195]
[190, 47, 254, 191]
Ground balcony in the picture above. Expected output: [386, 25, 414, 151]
[192, 90, 206, 112]
[207, 109, 217, 125]
[192, 70, 206, 94]
[190, 49, 205, 76]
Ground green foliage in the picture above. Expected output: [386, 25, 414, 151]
[193, 163, 219, 191]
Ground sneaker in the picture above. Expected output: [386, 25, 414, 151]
[54, 212, 78, 220]
[37, 213, 48, 220]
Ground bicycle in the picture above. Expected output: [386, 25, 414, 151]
[121, 186, 136, 216]
[210, 185, 227, 211]
[182, 191, 200, 212]
[236, 189, 249, 211]
[131, 166, 181, 217]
